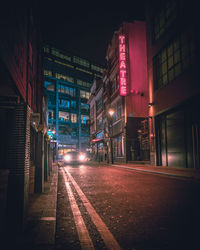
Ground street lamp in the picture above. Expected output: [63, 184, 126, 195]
[108, 108, 114, 164]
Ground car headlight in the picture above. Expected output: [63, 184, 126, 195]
[79, 154, 85, 161]
[64, 155, 71, 162]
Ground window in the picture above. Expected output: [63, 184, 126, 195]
[44, 70, 52, 77]
[81, 103, 89, 112]
[153, 0, 178, 41]
[44, 47, 50, 53]
[55, 73, 74, 83]
[71, 100, 76, 109]
[59, 99, 70, 108]
[71, 126, 78, 136]
[96, 98, 102, 111]
[59, 85, 76, 97]
[73, 56, 90, 68]
[111, 78, 119, 95]
[113, 136, 123, 157]
[59, 111, 70, 121]
[71, 113, 77, 123]
[97, 117, 103, 131]
[52, 48, 71, 61]
[91, 64, 104, 73]
[81, 115, 89, 124]
[48, 110, 55, 119]
[80, 90, 90, 99]
[59, 125, 70, 135]
[77, 79, 91, 88]
[45, 81, 55, 91]
[111, 99, 122, 122]
[153, 31, 196, 90]
[47, 94, 56, 105]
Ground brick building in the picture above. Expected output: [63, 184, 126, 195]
[0, 4, 49, 233]
[89, 21, 149, 163]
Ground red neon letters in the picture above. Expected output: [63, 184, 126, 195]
[119, 35, 128, 96]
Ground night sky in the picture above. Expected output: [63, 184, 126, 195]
[36, 1, 145, 66]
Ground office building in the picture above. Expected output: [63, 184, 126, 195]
[43, 45, 104, 158]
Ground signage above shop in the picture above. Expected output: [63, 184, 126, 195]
[119, 34, 128, 96]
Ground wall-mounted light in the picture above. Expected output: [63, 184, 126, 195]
[148, 102, 154, 107]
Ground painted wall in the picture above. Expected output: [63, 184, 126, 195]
[123, 21, 148, 118]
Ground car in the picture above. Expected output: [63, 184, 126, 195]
[63, 151, 89, 164]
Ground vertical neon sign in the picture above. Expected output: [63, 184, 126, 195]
[119, 34, 128, 96]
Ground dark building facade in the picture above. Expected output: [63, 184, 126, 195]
[43, 45, 104, 158]
[145, 0, 200, 168]
[0, 5, 50, 233]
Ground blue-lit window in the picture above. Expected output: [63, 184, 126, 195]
[59, 84, 76, 97]
[71, 100, 76, 109]
[81, 115, 89, 124]
[59, 99, 70, 108]
[81, 103, 89, 112]
[45, 81, 55, 91]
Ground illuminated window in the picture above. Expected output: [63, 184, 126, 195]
[71, 113, 77, 123]
[77, 79, 91, 88]
[153, 31, 196, 90]
[55, 73, 74, 83]
[113, 136, 123, 157]
[52, 48, 71, 61]
[59, 85, 76, 97]
[91, 64, 104, 73]
[59, 99, 70, 108]
[45, 81, 55, 91]
[81, 115, 89, 124]
[80, 90, 90, 99]
[59, 111, 70, 121]
[48, 110, 55, 119]
[71, 100, 76, 109]
[73, 56, 90, 68]
[44, 70, 52, 77]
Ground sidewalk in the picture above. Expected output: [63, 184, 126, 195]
[110, 162, 200, 180]
[15, 163, 58, 250]
[89, 161, 200, 180]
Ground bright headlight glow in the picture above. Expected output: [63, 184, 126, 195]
[79, 154, 85, 161]
[64, 155, 71, 161]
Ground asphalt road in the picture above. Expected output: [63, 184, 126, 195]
[55, 164, 200, 250]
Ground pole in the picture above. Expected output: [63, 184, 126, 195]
[110, 119, 114, 164]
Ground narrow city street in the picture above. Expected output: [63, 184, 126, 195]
[55, 163, 200, 250]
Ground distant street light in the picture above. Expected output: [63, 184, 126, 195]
[108, 108, 114, 117]
[108, 108, 114, 164]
